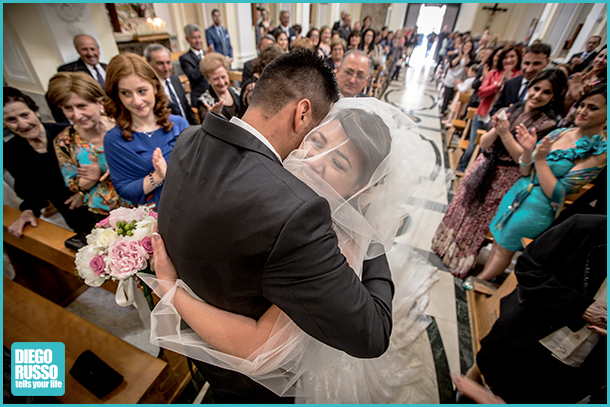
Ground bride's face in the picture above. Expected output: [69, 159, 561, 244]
[301, 119, 364, 198]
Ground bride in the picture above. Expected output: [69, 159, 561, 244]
[143, 98, 440, 403]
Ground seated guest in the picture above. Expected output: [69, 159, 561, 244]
[103, 53, 189, 209]
[48, 72, 132, 222]
[569, 35, 602, 73]
[326, 37, 346, 73]
[239, 44, 284, 116]
[242, 34, 275, 84]
[272, 28, 289, 53]
[144, 44, 197, 125]
[466, 46, 503, 111]
[473, 214, 607, 403]
[556, 62, 573, 79]
[197, 52, 241, 122]
[179, 24, 213, 107]
[4, 87, 95, 244]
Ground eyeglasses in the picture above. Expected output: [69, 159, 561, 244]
[340, 69, 370, 81]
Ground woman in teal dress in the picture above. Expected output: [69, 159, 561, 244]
[477, 84, 607, 281]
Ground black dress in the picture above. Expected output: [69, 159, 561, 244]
[477, 214, 607, 403]
[4, 123, 96, 235]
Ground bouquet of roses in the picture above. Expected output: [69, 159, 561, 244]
[74, 206, 157, 313]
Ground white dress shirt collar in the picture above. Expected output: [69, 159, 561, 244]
[230, 116, 283, 163]
[83, 61, 105, 80]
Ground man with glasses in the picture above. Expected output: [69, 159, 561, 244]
[336, 50, 372, 98]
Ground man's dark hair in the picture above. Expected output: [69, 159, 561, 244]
[525, 42, 551, 58]
[590, 35, 602, 43]
[211, 8, 219, 16]
[250, 50, 339, 123]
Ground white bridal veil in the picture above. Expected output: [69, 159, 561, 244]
[141, 97, 441, 400]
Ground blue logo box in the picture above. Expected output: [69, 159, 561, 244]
[11, 342, 65, 397]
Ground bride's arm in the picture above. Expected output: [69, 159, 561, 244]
[152, 232, 281, 359]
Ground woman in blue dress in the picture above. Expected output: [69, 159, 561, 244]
[103, 52, 189, 209]
[477, 84, 607, 281]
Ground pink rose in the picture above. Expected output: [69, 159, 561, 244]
[140, 236, 154, 256]
[96, 217, 111, 228]
[89, 255, 107, 276]
[107, 237, 149, 280]
[148, 210, 158, 219]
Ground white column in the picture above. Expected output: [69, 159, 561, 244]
[225, 3, 255, 69]
[566, 3, 607, 60]
[330, 3, 342, 28]
[453, 3, 478, 33]
[387, 3, 408, 32]
[294, 3, 310, 33]
[531, 3, 561, 47]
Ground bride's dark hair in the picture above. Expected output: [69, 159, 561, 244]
[337, 109, 391, 187]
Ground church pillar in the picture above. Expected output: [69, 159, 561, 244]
[224, 3, 255, 69]
[387, 3, 408, 32]
[294, 3, 311, 34]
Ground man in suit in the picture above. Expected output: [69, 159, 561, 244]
[158, 50, 393, 403]
[205, 9, 233, 64]
[337, 13, 352, 42]
[48, 34, 107, 123]
[490, 43, 551, 117]
[242, 34, 275, 84]
[336, 50, 371, 98]
[569, 35, 602, 73]
[144, 44, 197, 125]
[332, 9, 347, 34]
[278, 10, 296, 47]
[179, 24, 213, 107]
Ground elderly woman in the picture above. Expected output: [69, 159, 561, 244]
[48, 72, 131, 222]
[4, 87, 95, 245]
[197, 52, 241, 122]
[327, 37, 347, 73]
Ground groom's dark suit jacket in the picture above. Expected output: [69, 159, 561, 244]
[159, 113, 394, 401]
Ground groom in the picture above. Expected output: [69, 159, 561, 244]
[158, 50, 394, 403]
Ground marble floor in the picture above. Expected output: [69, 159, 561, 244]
[5, 43, 476, 404]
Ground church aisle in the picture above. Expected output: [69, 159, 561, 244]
[380, 43, 474, 403]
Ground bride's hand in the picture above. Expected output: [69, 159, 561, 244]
[152, 225, 178, 284]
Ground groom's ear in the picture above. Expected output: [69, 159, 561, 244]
[293, 99, 313, 135]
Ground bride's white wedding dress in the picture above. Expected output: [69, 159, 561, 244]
[142, 98, 442, 403]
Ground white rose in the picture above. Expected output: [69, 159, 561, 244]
[87, 227, 118, 248]
[132, 216, 156, 241]
[74, 246, 107, 287]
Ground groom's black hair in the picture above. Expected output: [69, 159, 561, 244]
[250, 49, 339, 123]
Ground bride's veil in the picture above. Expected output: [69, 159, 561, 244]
[140, 97, 442, 398]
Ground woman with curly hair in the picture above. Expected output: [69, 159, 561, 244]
[103, 52, 189, 209]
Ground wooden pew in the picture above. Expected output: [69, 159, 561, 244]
[3, 205, 118, 305]
[467, 272, 519, 355]
[4, 277, 179, 403]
